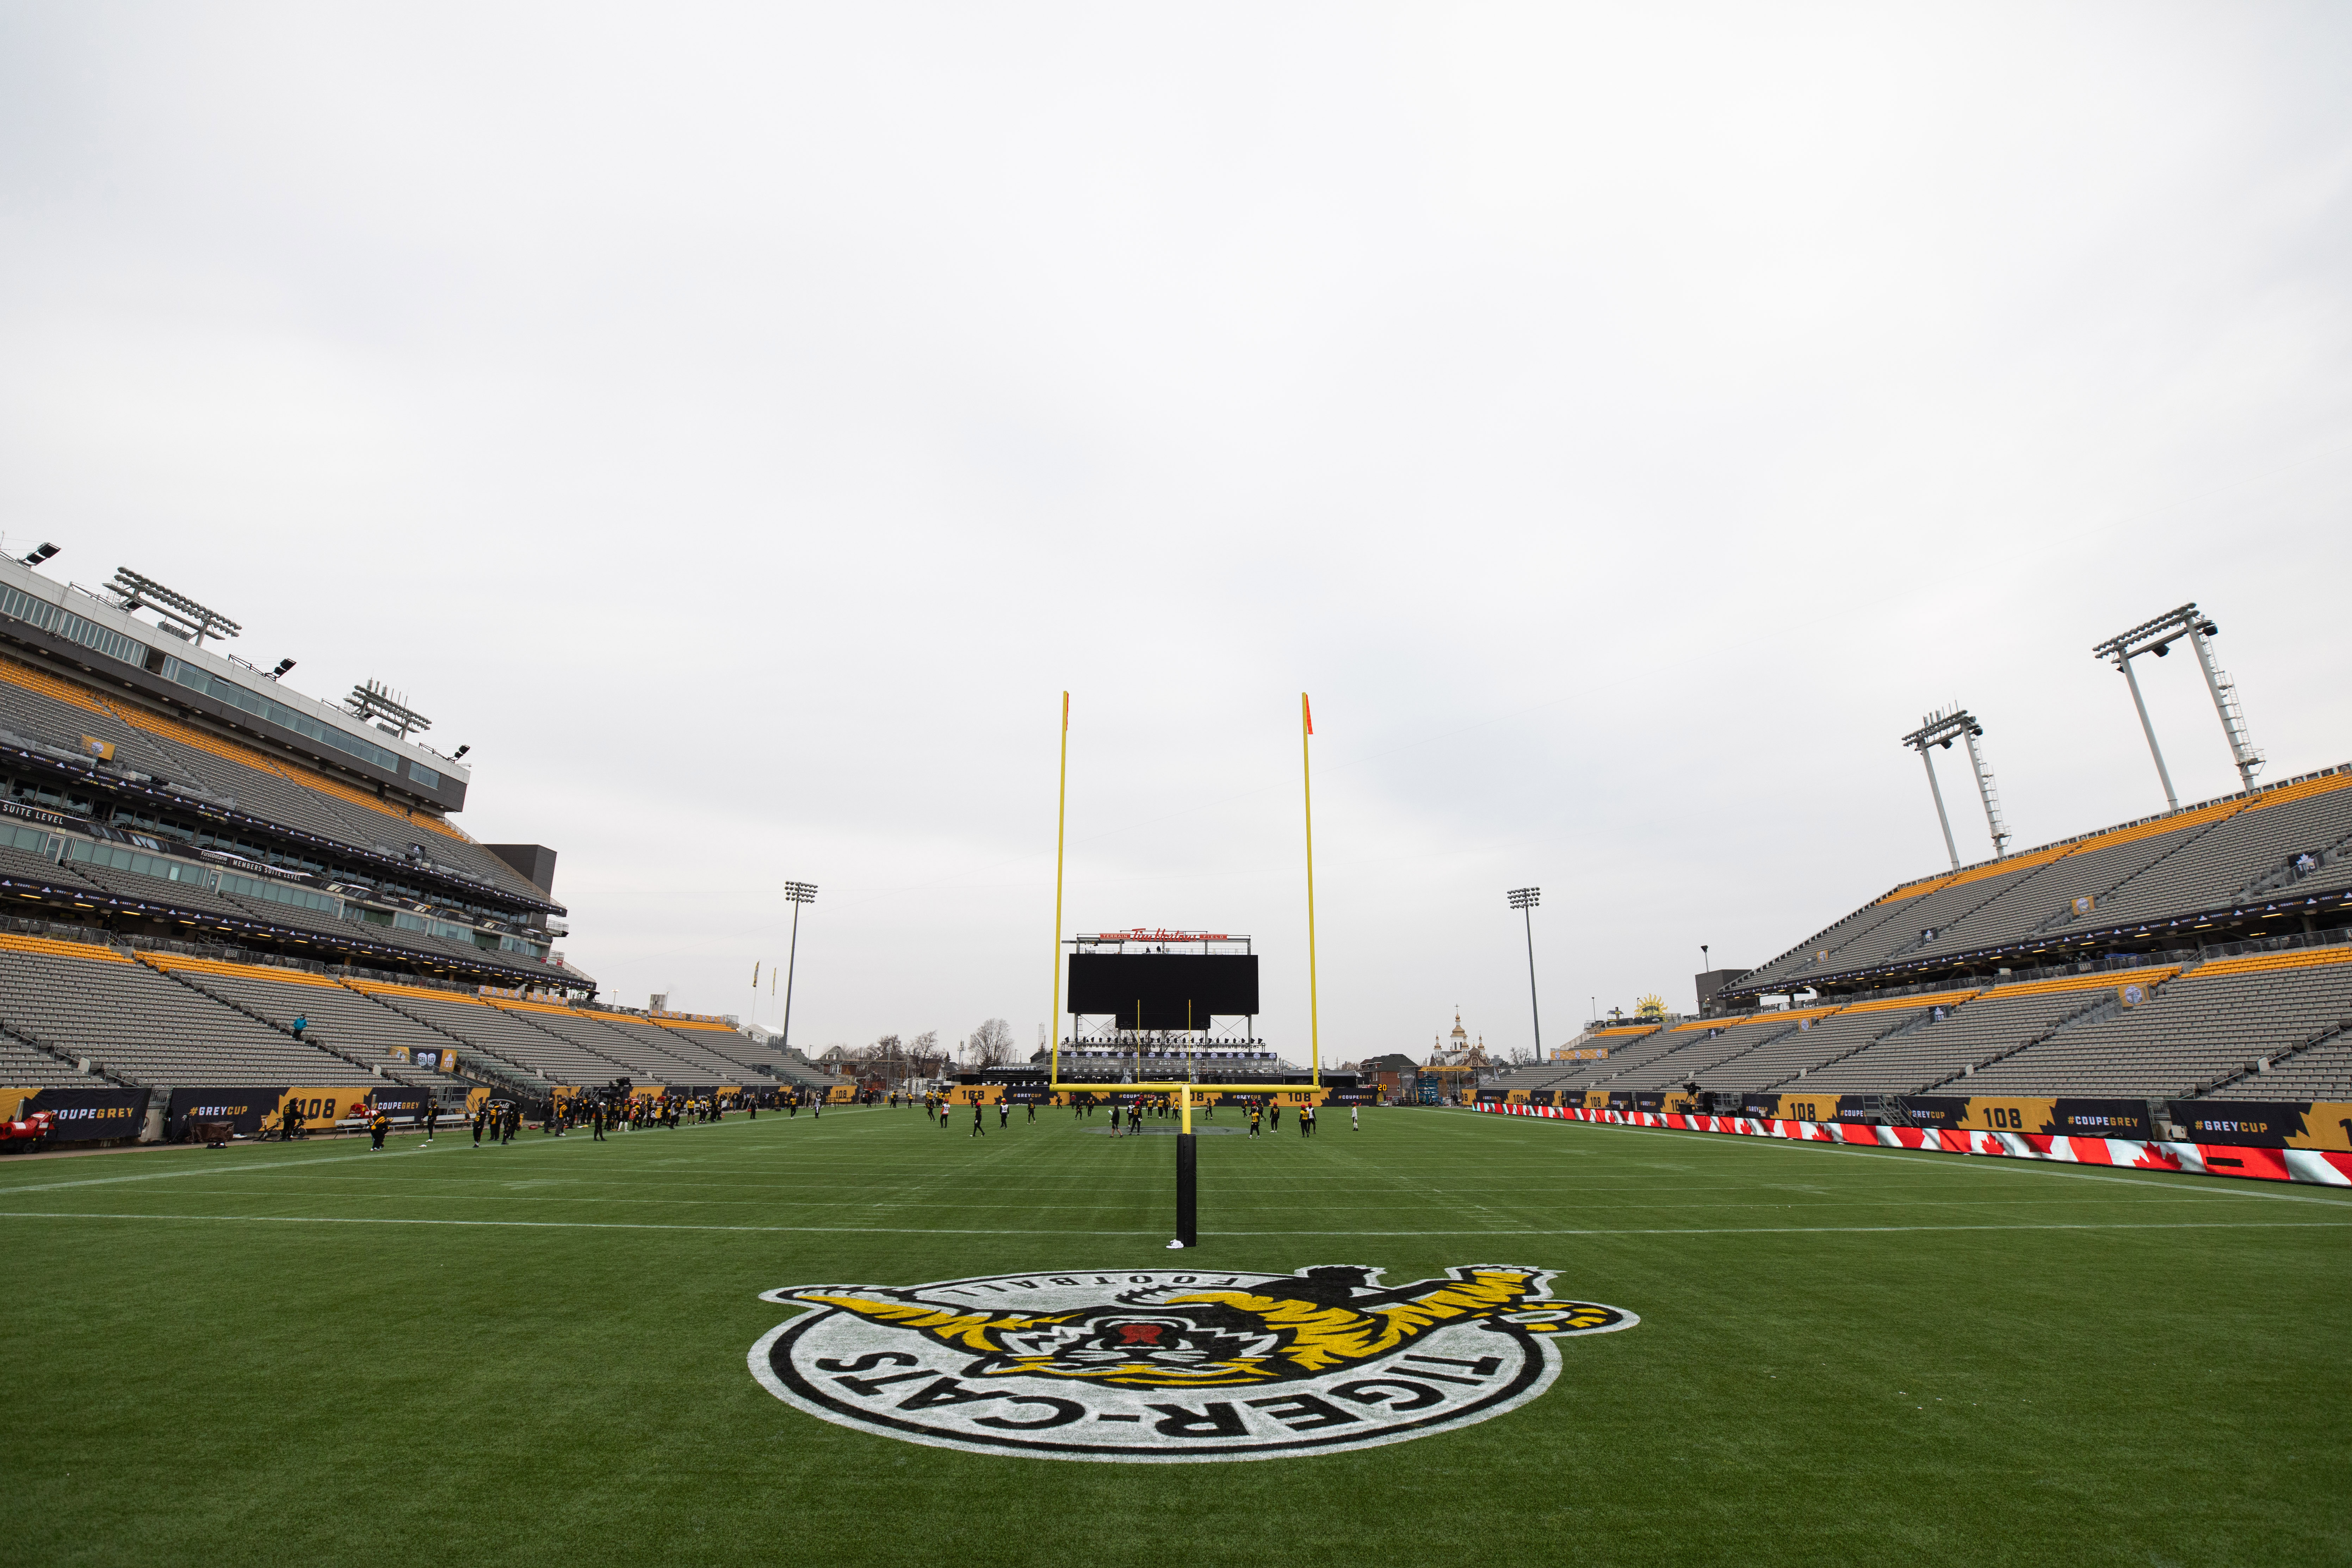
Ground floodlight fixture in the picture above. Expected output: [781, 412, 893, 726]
[21, 543, 58, 567]
[1901, 706, 2010, 869]
[778, 880, 818, 1061]
[269, 658, 296, 680]
[107, 568, 240, 646]
[2092, 601, 2262, 806]
[452, 744, 470, 760]
[346, 678, 432, 738]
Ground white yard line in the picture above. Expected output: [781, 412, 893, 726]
[0, 1210, 2343, 1238]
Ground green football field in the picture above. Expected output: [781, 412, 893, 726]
[4, 1104, 2347, 1567]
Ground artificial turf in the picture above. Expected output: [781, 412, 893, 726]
[2, 1103, 2346, 1567]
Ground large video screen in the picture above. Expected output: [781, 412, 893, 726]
[1067, 953, 1259, 1027]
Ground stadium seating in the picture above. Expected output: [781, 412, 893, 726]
[0, 930, 384, 1085]
[351, 981, 617, 1086]
[1734, 768, 2352, 996]
[0, 652, 548, 906]
[143, 954, 458, 1083]
[1961, 949, 2352, 1097]
[1604, 1011, 1834, 1091]
[488, 1002, 741, 1082]
[2204, 1040, 2352, 1100]
[1696, 1007, 1891, 1092]
[0, 1030, 101, 1086]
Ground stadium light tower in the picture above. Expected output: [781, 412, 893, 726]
[346, 678, 432, 739]
[2093, 603, 2262, 809]
[106, 568, 240, 647]
[778, 881, 817, 1062]
[1901, 707, 2010, 870]
[1508, 888, 1542, 1064]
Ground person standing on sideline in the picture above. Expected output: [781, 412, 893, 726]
[998, 1099, 1010, 1130]
[472, 1104, 485, 1148]
[369, 1105, 390, 1151]
[1026, 1099, 1036, 1123]
[423, 1099, 439, 1144]
[971, 1100, 986, 1139]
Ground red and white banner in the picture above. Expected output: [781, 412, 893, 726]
[1470, 1101, 2352, 1187]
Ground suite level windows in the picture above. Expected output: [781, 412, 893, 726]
[159, 656, 438, 785]
[0, 584, 150, 667]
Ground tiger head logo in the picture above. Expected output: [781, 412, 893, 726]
[752, 1264, 1637, 1462]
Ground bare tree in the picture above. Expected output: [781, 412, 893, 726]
[965, 1019, 1015, 1067]
[906, 1029, 940, 1077]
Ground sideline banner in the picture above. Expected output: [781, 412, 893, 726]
[2168, 1100, 2352, 1152]
[277, 1086, 374, 1129]
[1898, 1096, 2150, 1139]
[369, 1086, 432, 1120]
[1739, 1093, 1842, 1123]
[166, 1086, 283, 1141]
[8, 1086, 149, 1141]
[1471, 1101, 2352, 1188]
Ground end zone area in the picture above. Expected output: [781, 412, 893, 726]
[4, 1104, 2345, 1566]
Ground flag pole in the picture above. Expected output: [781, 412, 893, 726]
[1050, 692, 1069, 1092]
[1302, 693, 1319, 1088]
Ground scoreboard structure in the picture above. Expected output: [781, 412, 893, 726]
[1066, 930, 1258, 1034]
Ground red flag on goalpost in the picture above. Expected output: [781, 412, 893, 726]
[1303, 693, 1313, 735]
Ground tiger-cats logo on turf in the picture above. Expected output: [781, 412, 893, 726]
[748, 1264, 1636, 1462]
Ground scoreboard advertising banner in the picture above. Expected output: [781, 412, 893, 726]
[1472, 1100, 2352, 1187]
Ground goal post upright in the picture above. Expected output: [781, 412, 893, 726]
[1050, 691, 1069, 1092]
[1302, 691, 1320, 1090]
[1041, 690, 1332, 1250]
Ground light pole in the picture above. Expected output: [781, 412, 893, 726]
[1508, 888, 1542, 1064]
[779, 881, 817, 1061]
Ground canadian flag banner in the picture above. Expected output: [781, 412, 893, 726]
[1469, 1101, 2352, 1188]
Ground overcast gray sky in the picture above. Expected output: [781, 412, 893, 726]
[2, 3, 2346, 1062]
